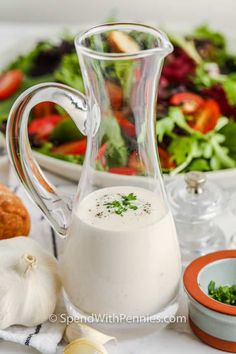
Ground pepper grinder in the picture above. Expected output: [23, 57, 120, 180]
[167, 171, 226, 264]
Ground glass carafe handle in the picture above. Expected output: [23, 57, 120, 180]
[7, 83, 88, 237]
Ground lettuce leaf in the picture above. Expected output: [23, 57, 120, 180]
[193, 25, 226, 49]
[192, 63, 215, 89]
[219, 121, 236, 159]
[156, 117, 175, 142]
[101, 116, 128, 167]
[187, 158, 210, 171]
[157, 106, 236, 173]
[7, 42, 55, 74]
[106, 143, 128, 167]
[168, 136, 202, 174]
[222, 74, 236, 106]
[54, 53, 84, 92]
[50, 118, 83, 143]
[114, 60, 134, 99]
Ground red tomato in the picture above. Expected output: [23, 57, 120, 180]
[134, 67, 142, 81]
[0, 70, 23, 100]
[106, 81, 123, 109]
[189, 99, 220, 134]
[128, 151, 145, 173]
[96, 143, 107, 168]
[33, 102, 56, 118]
[28, 115, 63, 139]
[170, 92, 204, 114]
[52, 139, 87, 155]
[114, 111, 136, 137]
[158, 147, 176, 170]
[109, 167, 137, 175]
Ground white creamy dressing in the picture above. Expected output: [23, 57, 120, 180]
[77, 186, 166, 231]
[60, 186, 181, 316]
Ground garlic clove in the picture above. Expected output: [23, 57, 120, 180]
[64, 321, 116, 345]
[64, 338, 108, 354]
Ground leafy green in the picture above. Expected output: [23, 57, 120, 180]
[114, 60, 134, 98]
[170, 35, 202, 64]
[168, 136, 202, 174]
[169, 137, 200, 165]
[168, 131, 235, 174]
[193, 64, 236, 106]
[193, 25, 226, 49]
[7, 42, 55, 74]
[101, 116, 125, 145]
[191, 25, 230, 65]
[129, 31, 156, 50]
[157, 106, 236, 173]
[187, 158, 210, 171]
[51, 153, 84, 164]
[164, 107, 202, 138]
[106, 143, 128, 167]
[35, 142, 84, 164]
[102, 60, 134, 98]
[101, 116, 128, 167]
[222, 74, 236, 106]
[192, 63, 215, 89]
[88, 34, 109, 53]
[168, 107, 193, 133]
[50, 118, 83, 143]
[54, 53, 84, 92]
[208, 280, 236, 306]
[1, 25, 236, 176]
[210, 133, 235, 168]
[104, 193, 138, 216]
[219, 121, 236, 159]
[156, 117, 175, 142]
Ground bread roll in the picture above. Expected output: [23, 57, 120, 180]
[0, 184, 30, 239]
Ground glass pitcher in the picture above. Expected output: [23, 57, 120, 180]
[7, 23, 181, 329]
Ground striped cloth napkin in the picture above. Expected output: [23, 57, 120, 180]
[0, 320, 65, 354]
[0, 171, 77, 353]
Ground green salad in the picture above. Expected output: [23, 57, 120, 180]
[1, 25, 236, 176]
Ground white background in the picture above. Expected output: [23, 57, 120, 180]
[0, 0, 235, 33]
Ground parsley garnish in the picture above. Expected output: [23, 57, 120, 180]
[104, 193, 138, 216]
[208, 280, 236, 306]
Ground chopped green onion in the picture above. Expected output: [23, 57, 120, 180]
[208, 280, 236, 306]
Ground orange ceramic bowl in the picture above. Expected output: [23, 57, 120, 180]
[184, 250, 236, 352]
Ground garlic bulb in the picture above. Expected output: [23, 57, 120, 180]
[0, 237, 61, 329]
[64, 338, 108, 354]
[65, 321, 115, 345]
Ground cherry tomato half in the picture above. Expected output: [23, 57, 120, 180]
[158, 147, 176, 170]
[189, 99, 220, 134]
[96, 143, 107, 168]
[105, 81, 123, 110]
[28, 115, 63, 140]
[109, 167, 137, 175]
[32, 102, 56, 118]
[0, 70, 23, 100]
[52, 139, 87, 155]
[114, 111, 136, 137]
[170, 92, 204, 114]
